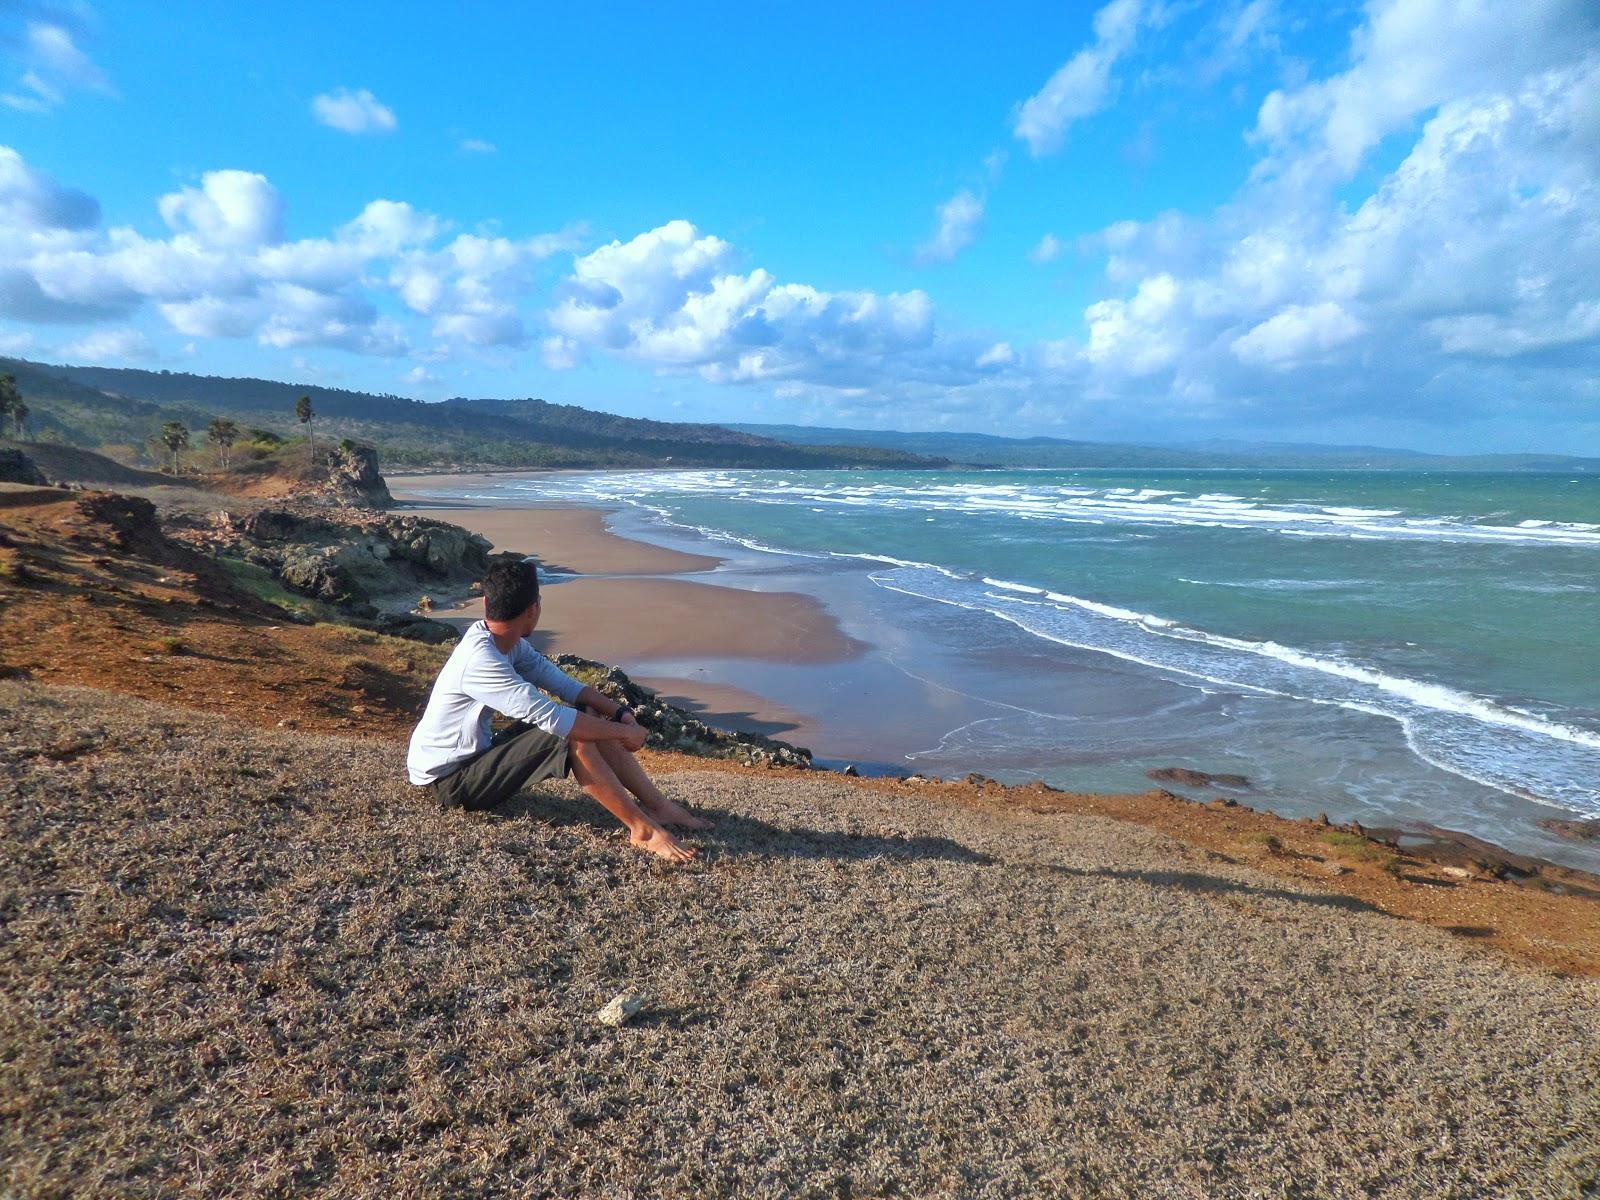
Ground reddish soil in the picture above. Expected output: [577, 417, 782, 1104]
[0, 486, 442, 738]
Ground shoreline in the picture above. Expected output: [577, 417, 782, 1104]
[392, 484, 861, 740]
[392, 477, 1600, 877]
[1, 478, 1596, 977]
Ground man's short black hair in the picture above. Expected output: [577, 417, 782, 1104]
[484, 556, 540, 621]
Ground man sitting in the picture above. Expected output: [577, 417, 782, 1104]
[406, 557, 709, 862]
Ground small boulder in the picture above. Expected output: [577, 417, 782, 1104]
[1146, 766, 1252, 789]
[596, 993, 646, 1028]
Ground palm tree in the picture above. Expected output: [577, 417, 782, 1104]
[295, 394, 315, 471]
[0, 374, 18, 439]
[207, 416, 239, 469]
[160, 421, 190, 474]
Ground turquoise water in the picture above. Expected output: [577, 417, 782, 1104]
[419, 468, 1600, 835]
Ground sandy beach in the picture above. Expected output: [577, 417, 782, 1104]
[391, 499, 721, 576]
[400, 489, 863, 735]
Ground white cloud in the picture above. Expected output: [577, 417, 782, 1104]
[547, 219, 987, 392]
[1028, 233, 1063, 264]
[541, 334, 580, 370]
[1252, 0, 1599, 180]
[1081, 273, 1185, 375]
[1047, 2, 1600, 435]
[158, 170, 284, 248]
[977, 342, 1016, 367]
[340, 199, 442, 255]
[389, 227, 583, 348]
[60, 327, 154, 363]
[311, 87, 397, 135]
[916, 189, 984, 265]
[1230, 302, 1364, 367]
[1013, 0, 1149, 156]
[0, 144, 578, 364]
[460, 138, 497, 155]
[2, 17, 114, 112]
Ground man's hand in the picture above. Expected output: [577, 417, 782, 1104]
[616, 706, 638, 726]
[619, 720, 647, 753]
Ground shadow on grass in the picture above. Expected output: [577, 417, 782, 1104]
[489, 791, 995, 866]
[1042, 865, 1383, 914]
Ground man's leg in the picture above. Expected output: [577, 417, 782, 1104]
[432, 724, 568, 812]
[569, 740, 698, 863]
[591, 738, 713, 830]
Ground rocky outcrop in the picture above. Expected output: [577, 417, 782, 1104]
[214, 507, 492, 610]
[325, 440, 393, 509]
[0, 448, 47, 486]
[554, 653, 814, 771]
[1146, 767, 1252, 789]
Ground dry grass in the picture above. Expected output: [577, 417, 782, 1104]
[3, 681, 1598, 1199]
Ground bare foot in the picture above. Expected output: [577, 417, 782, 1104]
[629, 824, 699, 863]
[641, 794, 714, 831]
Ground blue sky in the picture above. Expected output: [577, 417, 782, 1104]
[3, 0, 1599, 453]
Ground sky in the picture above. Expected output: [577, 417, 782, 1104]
[2, 0, 1599, 454]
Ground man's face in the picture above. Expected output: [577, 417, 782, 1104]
[519, 597, 541, 637]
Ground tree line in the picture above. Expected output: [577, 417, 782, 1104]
[156, 395, 317, 474]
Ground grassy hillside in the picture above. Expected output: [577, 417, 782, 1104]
[4, 683, 1598, 1196]
[4, 359, 942, 471]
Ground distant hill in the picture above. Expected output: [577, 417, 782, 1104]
[2, 359, 944, 472]
[728, 423, 1600, 473]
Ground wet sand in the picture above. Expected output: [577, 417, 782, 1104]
[394, 499, 720, 576]
[407, 483, 864, 673]
[440, 576, 865, 665]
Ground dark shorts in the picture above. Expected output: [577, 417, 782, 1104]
[430, 721, 572, 812]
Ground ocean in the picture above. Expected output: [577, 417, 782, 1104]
[407, 467, 1600, 870]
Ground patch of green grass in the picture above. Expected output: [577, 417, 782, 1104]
[1319, 831, 1389, 863]
[217, 557, 336, 621]
[155, 636, 187, 655]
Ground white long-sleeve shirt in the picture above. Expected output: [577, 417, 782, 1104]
[406, 621, 586, 785]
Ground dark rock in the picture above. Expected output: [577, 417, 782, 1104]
[1146, 767, 1252, 789]
[963, 773, 996, 787]
[551, 652, 813, 772]
[225, 508, 491, 609]
[1538, 817, 1600, 842]
[240, 508, 320, 542]
[842, 764, 860, 777]
[0, 448, 47, 486]
[276, 549, 356, 603]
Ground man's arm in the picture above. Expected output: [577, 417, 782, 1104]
[510, 645, 642, 747]
[569, 685, 645, 749]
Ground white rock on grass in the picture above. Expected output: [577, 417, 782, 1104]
[596, 992, 646, 1028]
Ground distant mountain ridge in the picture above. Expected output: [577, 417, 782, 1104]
[1, 359, 942, 471]
[8, 355, 1594, 474]
[727, 423, 1600, 473]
